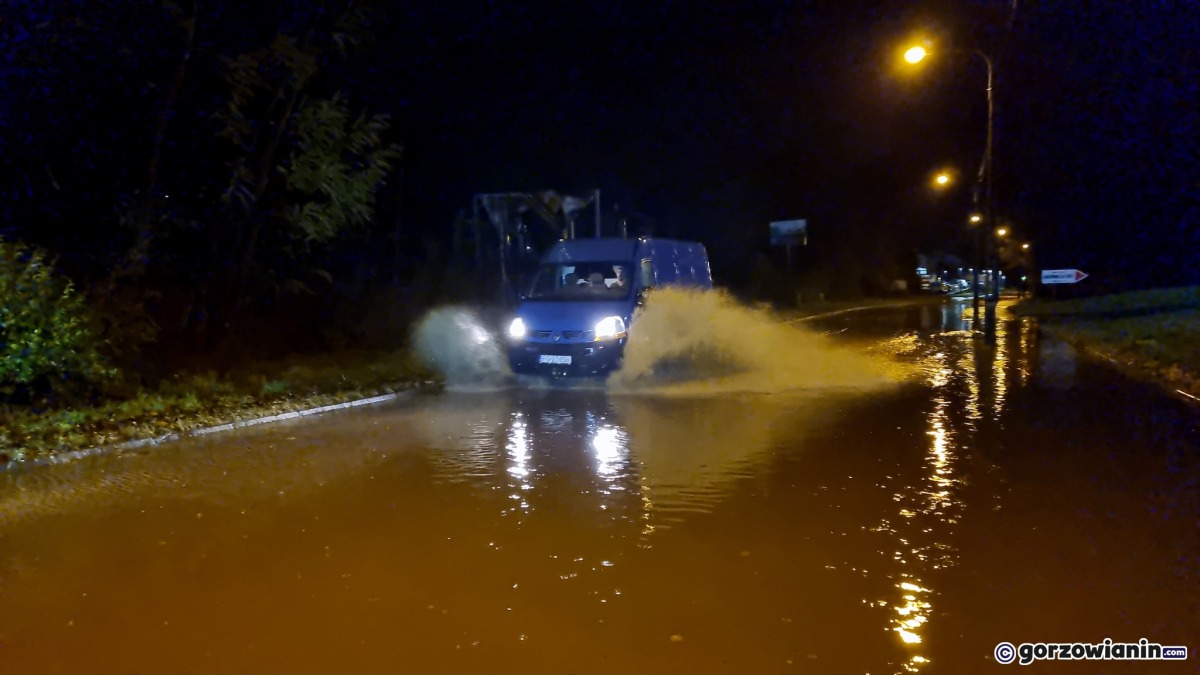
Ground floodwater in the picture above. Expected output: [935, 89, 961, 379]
[1, 298, 1197, 674]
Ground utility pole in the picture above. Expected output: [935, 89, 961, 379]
[978, 49, 997, 344]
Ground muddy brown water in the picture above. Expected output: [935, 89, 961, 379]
[2, 300, 1196, 674]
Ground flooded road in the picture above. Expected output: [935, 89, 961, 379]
[2, 299, 1197, 674]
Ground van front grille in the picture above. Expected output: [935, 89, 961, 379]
[528, 330, 592, 340]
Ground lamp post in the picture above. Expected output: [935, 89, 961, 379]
[977, 49, 997, 342]
[904, 43, 997, 341]
[992, 226, 1007, 316]
[968, 212, 982, 326]
[1020, 241, 1034, 297]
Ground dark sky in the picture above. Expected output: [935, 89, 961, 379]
[366, 1, 977, 230]
[373, 0, 1198, 289]
[2, 0, 1196, 290]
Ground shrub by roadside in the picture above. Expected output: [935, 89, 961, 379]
[0, 238, 116, 401]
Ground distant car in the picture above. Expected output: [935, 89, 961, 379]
[921, 278, 950, 294]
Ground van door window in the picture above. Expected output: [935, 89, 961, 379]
[638, 259, 654, 289]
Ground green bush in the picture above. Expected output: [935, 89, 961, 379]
[0, 238, 114, 397]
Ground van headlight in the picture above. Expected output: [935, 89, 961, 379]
[593, 316, 627, 340]
[508, 317, 526, 339]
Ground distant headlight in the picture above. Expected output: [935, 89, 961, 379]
[508, 317, 526, 339]
[593, 316, 627, 341]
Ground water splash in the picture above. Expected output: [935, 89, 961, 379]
[412, 306, 511, 390]
[609, 287, 901, 394]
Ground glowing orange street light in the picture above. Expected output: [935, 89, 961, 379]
[904, 46, 928, 64]
[969, 213, 982, 224]
[996, 227, 1008, 237]
[933, 172, 951, 188]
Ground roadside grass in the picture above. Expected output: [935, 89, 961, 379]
[1011, 287, 1200, 398]
[1011, 286, 1200, 318]
[0, 349, 436, 465]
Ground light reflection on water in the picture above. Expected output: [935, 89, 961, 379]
[407, 388, 846, 533]
[1, 300, 1194, 674]
[875, 346, 963, 672]
[867, 299, 1048, 673]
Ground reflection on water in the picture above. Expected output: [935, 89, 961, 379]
[874, 347, 967, 672]
[993, 313, 1009, 418]
[592, 422, 627, 479]
[869, 299, 1041, 672]
[506, 412, 533, 511]
[1017, 317, 1035, 385]
[909, 366, 957, 666]
[398, 387, 847, 534]
[925, 299, 1033, 426]
[918, 301, 972, 334]
[1038, 335, 1080, 389]
[1, 300, 1195, 675]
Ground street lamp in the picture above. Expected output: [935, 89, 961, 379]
[902, 41, 997, 340]
[933, 171, 952, 189]
[969, 213, 982, 224]
[996, 227, 1008, 237]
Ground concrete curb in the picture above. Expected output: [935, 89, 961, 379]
[2, 390, 416, 473]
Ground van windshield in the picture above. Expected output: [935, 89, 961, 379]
[526, 262, 633, 301]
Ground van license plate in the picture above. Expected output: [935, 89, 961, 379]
[538, 354, 572, 365]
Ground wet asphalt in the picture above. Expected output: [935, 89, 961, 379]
[1, 299, 1196, 674]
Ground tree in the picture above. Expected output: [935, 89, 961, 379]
[2, 1, 402, 351]
[285, 95, 403, 244]
[182, 6, 400, 345]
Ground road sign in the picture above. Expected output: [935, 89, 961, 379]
[769, 219, 807, 247]
[1041, 269, 1089, 284]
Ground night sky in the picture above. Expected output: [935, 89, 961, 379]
[2, 0, 1197, 296]
[365, 0, 991, 279]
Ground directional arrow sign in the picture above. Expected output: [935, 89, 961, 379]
[1041, 269, 1089, 284]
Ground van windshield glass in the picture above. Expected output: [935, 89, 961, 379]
[526, 262, 633, 300]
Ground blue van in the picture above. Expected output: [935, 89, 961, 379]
[507, 237, 712, 377]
